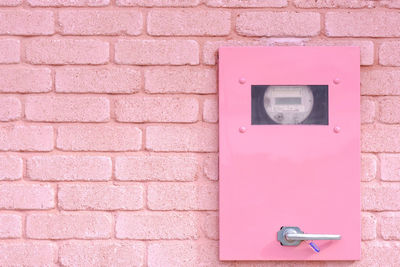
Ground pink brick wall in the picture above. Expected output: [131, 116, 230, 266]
[0, 0, 399, 266]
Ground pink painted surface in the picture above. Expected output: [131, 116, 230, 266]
[219, 46, 360, 260]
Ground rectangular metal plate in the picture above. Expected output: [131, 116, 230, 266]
[219, 46, 360, 261]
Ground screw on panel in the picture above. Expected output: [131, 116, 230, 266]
[239, 126, 246, 133]
[333, 78, 340, 84]
[239, 77, 246, 84]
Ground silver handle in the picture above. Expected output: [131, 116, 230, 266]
[278, 226, 341, 246]
[286, 233, 341, 241]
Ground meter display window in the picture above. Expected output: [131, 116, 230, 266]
[251, 85, 328, 125]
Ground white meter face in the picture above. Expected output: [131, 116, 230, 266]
[263, 85, 314, 125]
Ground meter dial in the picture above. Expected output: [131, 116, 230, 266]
[263, 85, 314, 125]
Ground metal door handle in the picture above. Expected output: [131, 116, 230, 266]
[286, 233, 341, 241]
[278, 226, 341, 246]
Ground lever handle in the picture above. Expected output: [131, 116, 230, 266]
[277, 226, 341, 246]
[286, 233, 341, 241]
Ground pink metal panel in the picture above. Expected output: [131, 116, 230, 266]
[219, 46, 360, 260]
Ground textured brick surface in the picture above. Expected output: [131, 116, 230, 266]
[115, 96, 198, 122]
[59, 184, 144, 210]
[26, 212, 112, 239]
[0, 125, 53, 151]
[115, 40, 199, 65]
[361, 70, 400, 95]
[0, 214, 22, 238]
[326, 12, 400, 37]
[0, 242, 57, 266]
[0, 2, 398, 266]
[380, 154, 400, 181]
[59, 10, 142, 35]
[59, 241, 145, 267]
[116, 212, 198, 239]
[0, 68, 51, 93]
[236, 12, 320, 37]
[115, 154, 198, 181]
[0, 156, 22, 180]
[207, 0, 287, 7]
[146, 125, 218, 152]
[26, 95, 109, 122]
[0, 10, 54, 35]
[57, 125, 142, 151]
[148, 10, 230, 36]
[0, 96, 21, 121]
[0, 39, 19, 63]
[362, 183, 400, 211]
[145, 68, 216, 94]
[0, 184, 54, 209]
[380, 213, 400, 240]
[56, 67, 140, 93]
[26, 39, 109, 65]
[28, 0, 109, 5]
[27, 155, 112, 181]
[148, 183, 218, 210]
[361, 212, 376, 240]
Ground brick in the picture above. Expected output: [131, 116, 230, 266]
[380, 213, 400, 240]
[25, 96, 109, 122]
[28, 0, 109, 6]
[26, 39, 109, 65]
[59, 184, 143, 210]
[0, 10, 54, 35]
[361, 213, 376, 240]
[27, 156, 111, 181]
[115, 96, 198, 123]
[203, 98, 218, 123]
[0, 39, 19, 63]
[0, 242, 57, 266]
[0, 0, 22, 5]
[148, 241, 229, 267]
[362, 183, 400, 211]
[148, 10, 230, 36]
[148, 241, 197, 267]
[381, 154, 400, 181]
[381, 0, 400, 8]
[59, 241, 145, 267]
[0, 68, 51, 93]
[326, 12, 400, 37]
[379, 42, 400, 66]
[361, 97, 375, 123]
[0, 125, 53, 151]
[145, 67, 216, 94]
[204, 154, 218, 181]
[57, 125, 141, 151]
[146, 125, 218, 152]
[355, 242, 400, 267]
[362, 124, 400, 152]
[236, 12, 320, 37]
[361, 154, 377, 181]
[0, 214, 22, 238]
[56, 67, 140, 93]
[148, 183, 218, 210]
[307, 40, 374, 66]
[117, 0, 199, 6]
[361, 70, 400, 95]
[27, 212, 112, 239]
[116, 212, 198, 239]
[0, 156, 22, 180]
[378, 97, 400, 123]
[206, 0, 287, 7]
[115, 154, 198, 181]
[59, 10, 142, 35]
[294, 0, 374, 8]
[115, 40, 199, 65]
[202, 213, 218, 240]
[0, 184, 54, 210]
[0, 96, 21, 121]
